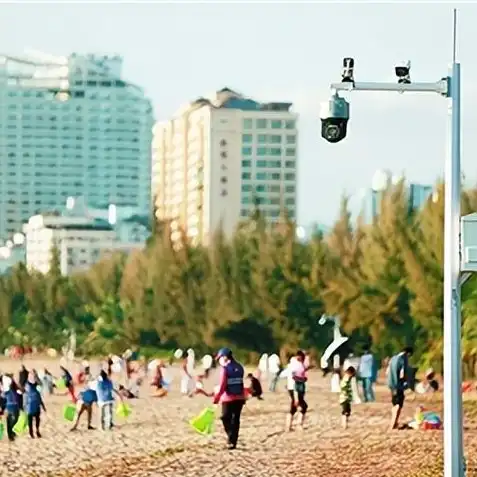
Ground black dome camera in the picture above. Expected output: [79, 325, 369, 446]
[320, 94, 350, 144]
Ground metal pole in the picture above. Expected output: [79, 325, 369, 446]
[330, 80, 448, 95]
[333, 316, 341, 369]
[443, 62, 463, 477]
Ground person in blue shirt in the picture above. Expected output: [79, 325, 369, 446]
[24, 375, 46, 439]
[1, 375, 21, 442]
[71, 385, 98, 432]
[387, 346, 413, 430]
[358, 347, 375, 402]
[96, 370, 122, 430]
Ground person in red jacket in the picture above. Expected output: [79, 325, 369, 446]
[213, 348, 246, 450]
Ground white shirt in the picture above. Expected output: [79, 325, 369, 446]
[268, 354, 281, 374]
[286, 358, 306, 391]
[359, 353, 374, 378]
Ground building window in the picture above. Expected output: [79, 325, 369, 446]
[286, 135, 296, 144]
[242, 147, 252, 156]
[269, 147, 281, 156]
[242, 172, 251, 180]
[286, 148, 296, 157]
[242, 160, 252, 168]
[256, 172, 266, 180]
[243, 118, 253, 130]
[270, 172, 281, 180]
[285, 185, 295, 193]
[269, 160, 281, 168]
[270, 135, 281, 144]
[285, 172, 295, 181]
[257, 147, 267, 156]
[242, 134, 253, 144]
[257, 134, 267, 144]
[257, 160, 267, 168]
[285, 197, 295, 206]
[285, 120, 295, 129]
[285, 160, 295, 168]
[242, 184, 252, 192]
[271, 120, 282, 129]
[256, 184, 266, 192]
[256, 119, 267, 129]
[242, 196, 252, 204]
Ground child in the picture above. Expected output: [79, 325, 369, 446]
[96, 370, 122, 430]
[24, 376, 46, 439]
[340, 366, 356, 429]
[246, 373, 263, 400]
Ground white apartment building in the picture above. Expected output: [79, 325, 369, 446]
[152, 87, 298, 244]
[23, 214, 145, 275]
[0, 50, 154, 242]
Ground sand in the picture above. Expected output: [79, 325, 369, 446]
[0, 357, 475, 477]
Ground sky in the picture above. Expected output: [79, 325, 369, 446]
[1, 1, 476, 226]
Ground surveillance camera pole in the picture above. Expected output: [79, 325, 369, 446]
[329, 66, 462, 476]
[320, 314, 342, 369]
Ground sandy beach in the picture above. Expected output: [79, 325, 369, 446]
[0, 357, 474, 477]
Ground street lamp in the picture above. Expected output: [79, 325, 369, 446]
[320, 16, 463, 477]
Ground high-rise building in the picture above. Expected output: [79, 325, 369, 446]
[152, 87, 298, 244]
[361, 170, 432, 221]
[0, 51, 154, 242]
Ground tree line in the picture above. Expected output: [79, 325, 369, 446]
[2, 179, 477, 375]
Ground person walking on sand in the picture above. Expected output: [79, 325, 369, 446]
[286, 350, 309, 432]
[71, 385, 97, 432]
[24, 374, 46, 439]
[340, 366, 356, 429]
[1, 375, 21, 442]
[387, 346, 413, 430]
[359, 347, 375, 402]
[214, 348, 246, 450]
[96, 370, 122, 431]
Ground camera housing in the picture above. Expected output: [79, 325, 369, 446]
[395, 60, 411, 84]
[320, 94, 350, 143]
[342, 57, 355, 83]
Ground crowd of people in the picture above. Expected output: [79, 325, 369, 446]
[0, 344, 440, 447]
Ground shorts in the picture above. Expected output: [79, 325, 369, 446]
[391, 389, 405, 407]
[340, 401, 351, 417]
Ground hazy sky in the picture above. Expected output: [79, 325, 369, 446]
[1, 2, 476, 225]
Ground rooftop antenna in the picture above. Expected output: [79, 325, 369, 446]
[452, 8, 457, 64]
